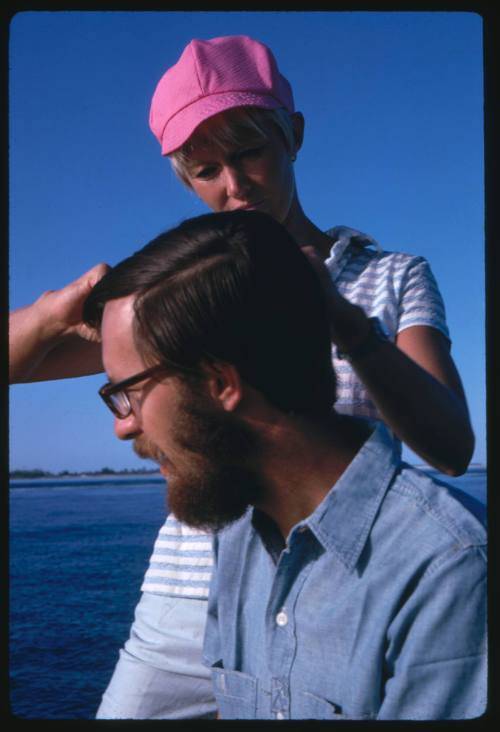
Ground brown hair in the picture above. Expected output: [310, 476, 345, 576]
[83, 210, 336, 418]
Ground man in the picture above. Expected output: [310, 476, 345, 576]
[83, 209, 486, 720]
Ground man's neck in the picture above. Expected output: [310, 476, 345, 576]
[253, 412, 371, 539]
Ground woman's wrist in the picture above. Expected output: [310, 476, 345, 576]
[30, 291, 71, 345]
[336, 316, 389, 361]
[9, 301, 59, 382]
[329, 301, 371, 354]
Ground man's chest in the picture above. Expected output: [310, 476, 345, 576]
[212, 534, 398, 719]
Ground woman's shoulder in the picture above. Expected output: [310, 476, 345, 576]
[343, 241, 430, 282]
[326, 225, 428, 268]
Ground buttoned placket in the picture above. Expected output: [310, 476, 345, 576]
[265, 525, 318, 719]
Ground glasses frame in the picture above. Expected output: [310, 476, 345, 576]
[99, 364, 168, 419]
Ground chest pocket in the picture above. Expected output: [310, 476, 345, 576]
[211, 663, 257, 719]
[299, 691, 375, 720]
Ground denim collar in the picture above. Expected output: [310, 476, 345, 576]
[250, 423, 400, 573]
[301, 422, 399, 572]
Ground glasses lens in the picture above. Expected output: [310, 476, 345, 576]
[109, 391, 131, 418]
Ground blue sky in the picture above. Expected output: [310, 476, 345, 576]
[9, 10, 485, 471]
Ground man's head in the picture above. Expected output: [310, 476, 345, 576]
[83, 210, 335, 529]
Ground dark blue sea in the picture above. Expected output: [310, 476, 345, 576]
[9, 468, 487, 720]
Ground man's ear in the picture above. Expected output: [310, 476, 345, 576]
[203, 362, 243, 412]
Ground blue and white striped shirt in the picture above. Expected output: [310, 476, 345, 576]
[142, 514, 214, 598]
[141, 226, 449, 598]
[325, 226, 448, 419]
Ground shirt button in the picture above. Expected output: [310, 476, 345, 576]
[276, 711, 285, 720]
[276, 610, 288, 626]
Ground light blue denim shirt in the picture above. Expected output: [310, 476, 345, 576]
[203, 423, 487, 720]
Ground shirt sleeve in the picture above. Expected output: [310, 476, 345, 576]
[141, 514, 214, 599]
[96, 591, 216, 719]
[378, 544, 487, 720]
[397, 256, 450, 341]
[98, 516, 217, 719]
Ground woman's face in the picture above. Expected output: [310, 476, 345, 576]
[182, 113, 298, 226]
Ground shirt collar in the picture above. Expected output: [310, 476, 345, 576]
[323, 225, 381, 279]
[299, 422, 400, 572]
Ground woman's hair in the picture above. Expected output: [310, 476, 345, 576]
[169, 106, 295, 187]
[83, 210, 336, 418]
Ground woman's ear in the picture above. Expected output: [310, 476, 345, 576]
[203, 362, 243, 412]
[291, 111, 305, 155]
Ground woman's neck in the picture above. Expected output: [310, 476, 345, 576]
[282, 195, 335, 259]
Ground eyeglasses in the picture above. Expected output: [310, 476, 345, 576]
[99, 364, 168, 419]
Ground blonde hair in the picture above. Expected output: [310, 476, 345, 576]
[169, 107, 295, 187]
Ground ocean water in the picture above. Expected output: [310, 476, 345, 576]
[9, 469, 487, 720]
[9, 477, 168, 720]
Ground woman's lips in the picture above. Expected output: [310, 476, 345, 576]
[234, 199, 267, 212]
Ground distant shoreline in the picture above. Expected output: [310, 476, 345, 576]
[9, 464, 486, 481]
[9, 469, 161, 480]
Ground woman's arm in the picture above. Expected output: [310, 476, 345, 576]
[9, 263, 109, 383]
[343, 319, 474, 476]
[302, 247, 474, 476]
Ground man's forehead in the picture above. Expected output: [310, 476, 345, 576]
[101, 295, 142, 375]
[102, 295, 136, 331]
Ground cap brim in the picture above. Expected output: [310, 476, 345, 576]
[161, 91, 286, 155]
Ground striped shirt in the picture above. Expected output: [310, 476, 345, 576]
[325, 226, 449, 419]
[141, 226, 449, 599]
[141, 513, 214, 598]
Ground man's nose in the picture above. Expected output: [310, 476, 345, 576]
[114, 412, 142, 441]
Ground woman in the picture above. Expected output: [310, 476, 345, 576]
[10, 35, 474, 719]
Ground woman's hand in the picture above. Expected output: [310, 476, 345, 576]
[35, 263, 110, 344]
[9, 263, 110, 383]
[300, 245, 474, 475]
[300, 245, 370, 352]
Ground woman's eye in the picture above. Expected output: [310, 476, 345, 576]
[239, 146, 265, 160]
[194, 166, 218, 180]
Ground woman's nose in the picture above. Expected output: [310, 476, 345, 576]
[223, 165, 251, 200]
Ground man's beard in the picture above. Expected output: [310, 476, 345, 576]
[134, 385, 268, 532]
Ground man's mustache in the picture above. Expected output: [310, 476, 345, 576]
[133, 437, 167, 464]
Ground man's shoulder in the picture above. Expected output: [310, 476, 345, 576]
[387, 464, 486, 550]
[214, 508, 254, 548]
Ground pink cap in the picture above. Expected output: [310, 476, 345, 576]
[149, 35, 295, 155]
